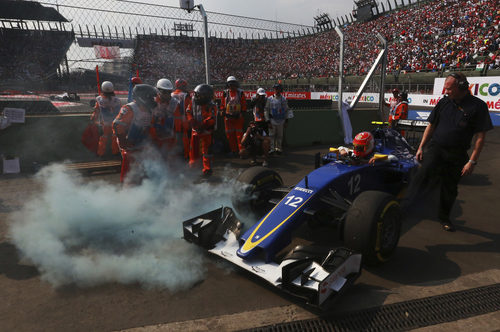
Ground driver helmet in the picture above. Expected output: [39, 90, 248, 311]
[193, 84, 214, 105]
[352, 132, 374, 158]
[132, 84, 158, 110]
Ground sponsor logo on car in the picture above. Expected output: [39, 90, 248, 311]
[221, 251, 233, 257]
[295, 187, 314, 194]
[252, 266, 266, 273]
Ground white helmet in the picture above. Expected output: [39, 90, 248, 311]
[101, 81, 114, 93]
[226, 76, 237, 83]
[156, 78, 174, 91]
[257, 88, 266, 96]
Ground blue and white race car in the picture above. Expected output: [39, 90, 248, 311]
[183, 126, 418, 307]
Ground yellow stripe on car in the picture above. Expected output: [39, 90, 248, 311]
[240, 195, 314, 253]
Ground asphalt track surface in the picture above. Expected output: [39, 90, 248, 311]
[0, 128, 499, 332]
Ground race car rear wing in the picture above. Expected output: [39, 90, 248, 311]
[394, 119, 429, 150]
[395, 119, 429, 128]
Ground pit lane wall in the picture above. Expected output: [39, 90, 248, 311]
[0, 109, 381, 172]
[0, 114, 100, 172]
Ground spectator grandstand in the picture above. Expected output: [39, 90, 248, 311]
[0, 28, 74, 81]
[133, 0, 499, 84]
[0, 1, 75, 86]
[0, 0, 497, 93]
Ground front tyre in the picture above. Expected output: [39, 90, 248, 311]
[343, 191, 401, 266]
[232, 166, 283, 219]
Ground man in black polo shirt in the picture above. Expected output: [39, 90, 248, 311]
[406, 72, 493, 232]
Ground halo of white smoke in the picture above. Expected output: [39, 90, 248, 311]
[8, 151, 245, 291]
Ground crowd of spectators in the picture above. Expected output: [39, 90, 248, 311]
[0, 29, 74, 81]
[133, 0, 499, 84]
[134, 35, 206, 84]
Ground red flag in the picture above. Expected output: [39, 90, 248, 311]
[93, 45, 121, 59]
[81, 123, 99, 154]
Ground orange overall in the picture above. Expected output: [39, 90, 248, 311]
[388, 101, 409, 135]
[91, 95, 121, 156]
[112, 102, 152, 182]
[186, 101, 216, 175]
[221, 89, 246, 153]
[171, 89, 192, 159]
[150, 96, 179, 154]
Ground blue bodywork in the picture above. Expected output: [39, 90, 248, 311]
[236, 128, 418, 262]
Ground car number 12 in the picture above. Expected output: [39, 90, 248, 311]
[284, 195, 303, 208]
[348, 174, 361, 195]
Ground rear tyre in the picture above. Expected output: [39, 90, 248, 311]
[344, 191, 401, 266]
[232, 166, 283, 219]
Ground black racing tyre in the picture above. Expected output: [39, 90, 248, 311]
[343, 191, 401, 266]
[232, 166, 283, 219]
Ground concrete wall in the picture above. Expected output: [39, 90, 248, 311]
[0, 114, 97, 172]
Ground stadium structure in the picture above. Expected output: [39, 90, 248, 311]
[0, 0, 498, 95]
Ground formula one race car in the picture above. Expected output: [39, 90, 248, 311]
[49, 92, 80, 102]
[182, 126, 419, 307]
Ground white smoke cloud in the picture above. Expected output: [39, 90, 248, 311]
[8, 152, 240, 291]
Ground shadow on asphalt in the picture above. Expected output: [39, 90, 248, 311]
[426, 225, 500, 257]
[459, 172, 492, 186]
[367, 246, 461, 284]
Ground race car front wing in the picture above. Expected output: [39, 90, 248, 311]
[182, 207, 362, 307]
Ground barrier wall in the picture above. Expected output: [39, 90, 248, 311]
[0, 114, 97, 172]
[0, 100, 59, 114]
[0, 109, 381, 172]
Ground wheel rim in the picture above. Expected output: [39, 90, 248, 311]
[379, 204, 400, 252]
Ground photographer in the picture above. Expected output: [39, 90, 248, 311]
[240, 121, 270, 167]
[248, 88, 269, 134]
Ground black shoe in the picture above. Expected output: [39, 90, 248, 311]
[250, 160, 258, 166]
[441, 221, 456, 232]
[202, 169, 212, 177]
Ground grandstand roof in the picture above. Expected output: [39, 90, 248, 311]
[0, 1, 68, 22]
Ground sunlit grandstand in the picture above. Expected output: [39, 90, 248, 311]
[0, 0, 498, 92]
[133, 0, 499, 86]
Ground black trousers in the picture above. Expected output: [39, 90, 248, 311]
[405, 141, 468, 221]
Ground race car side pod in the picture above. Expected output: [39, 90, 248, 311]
[183, 206, 242, 249]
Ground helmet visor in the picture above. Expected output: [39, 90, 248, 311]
[353, 144, 366, 154]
